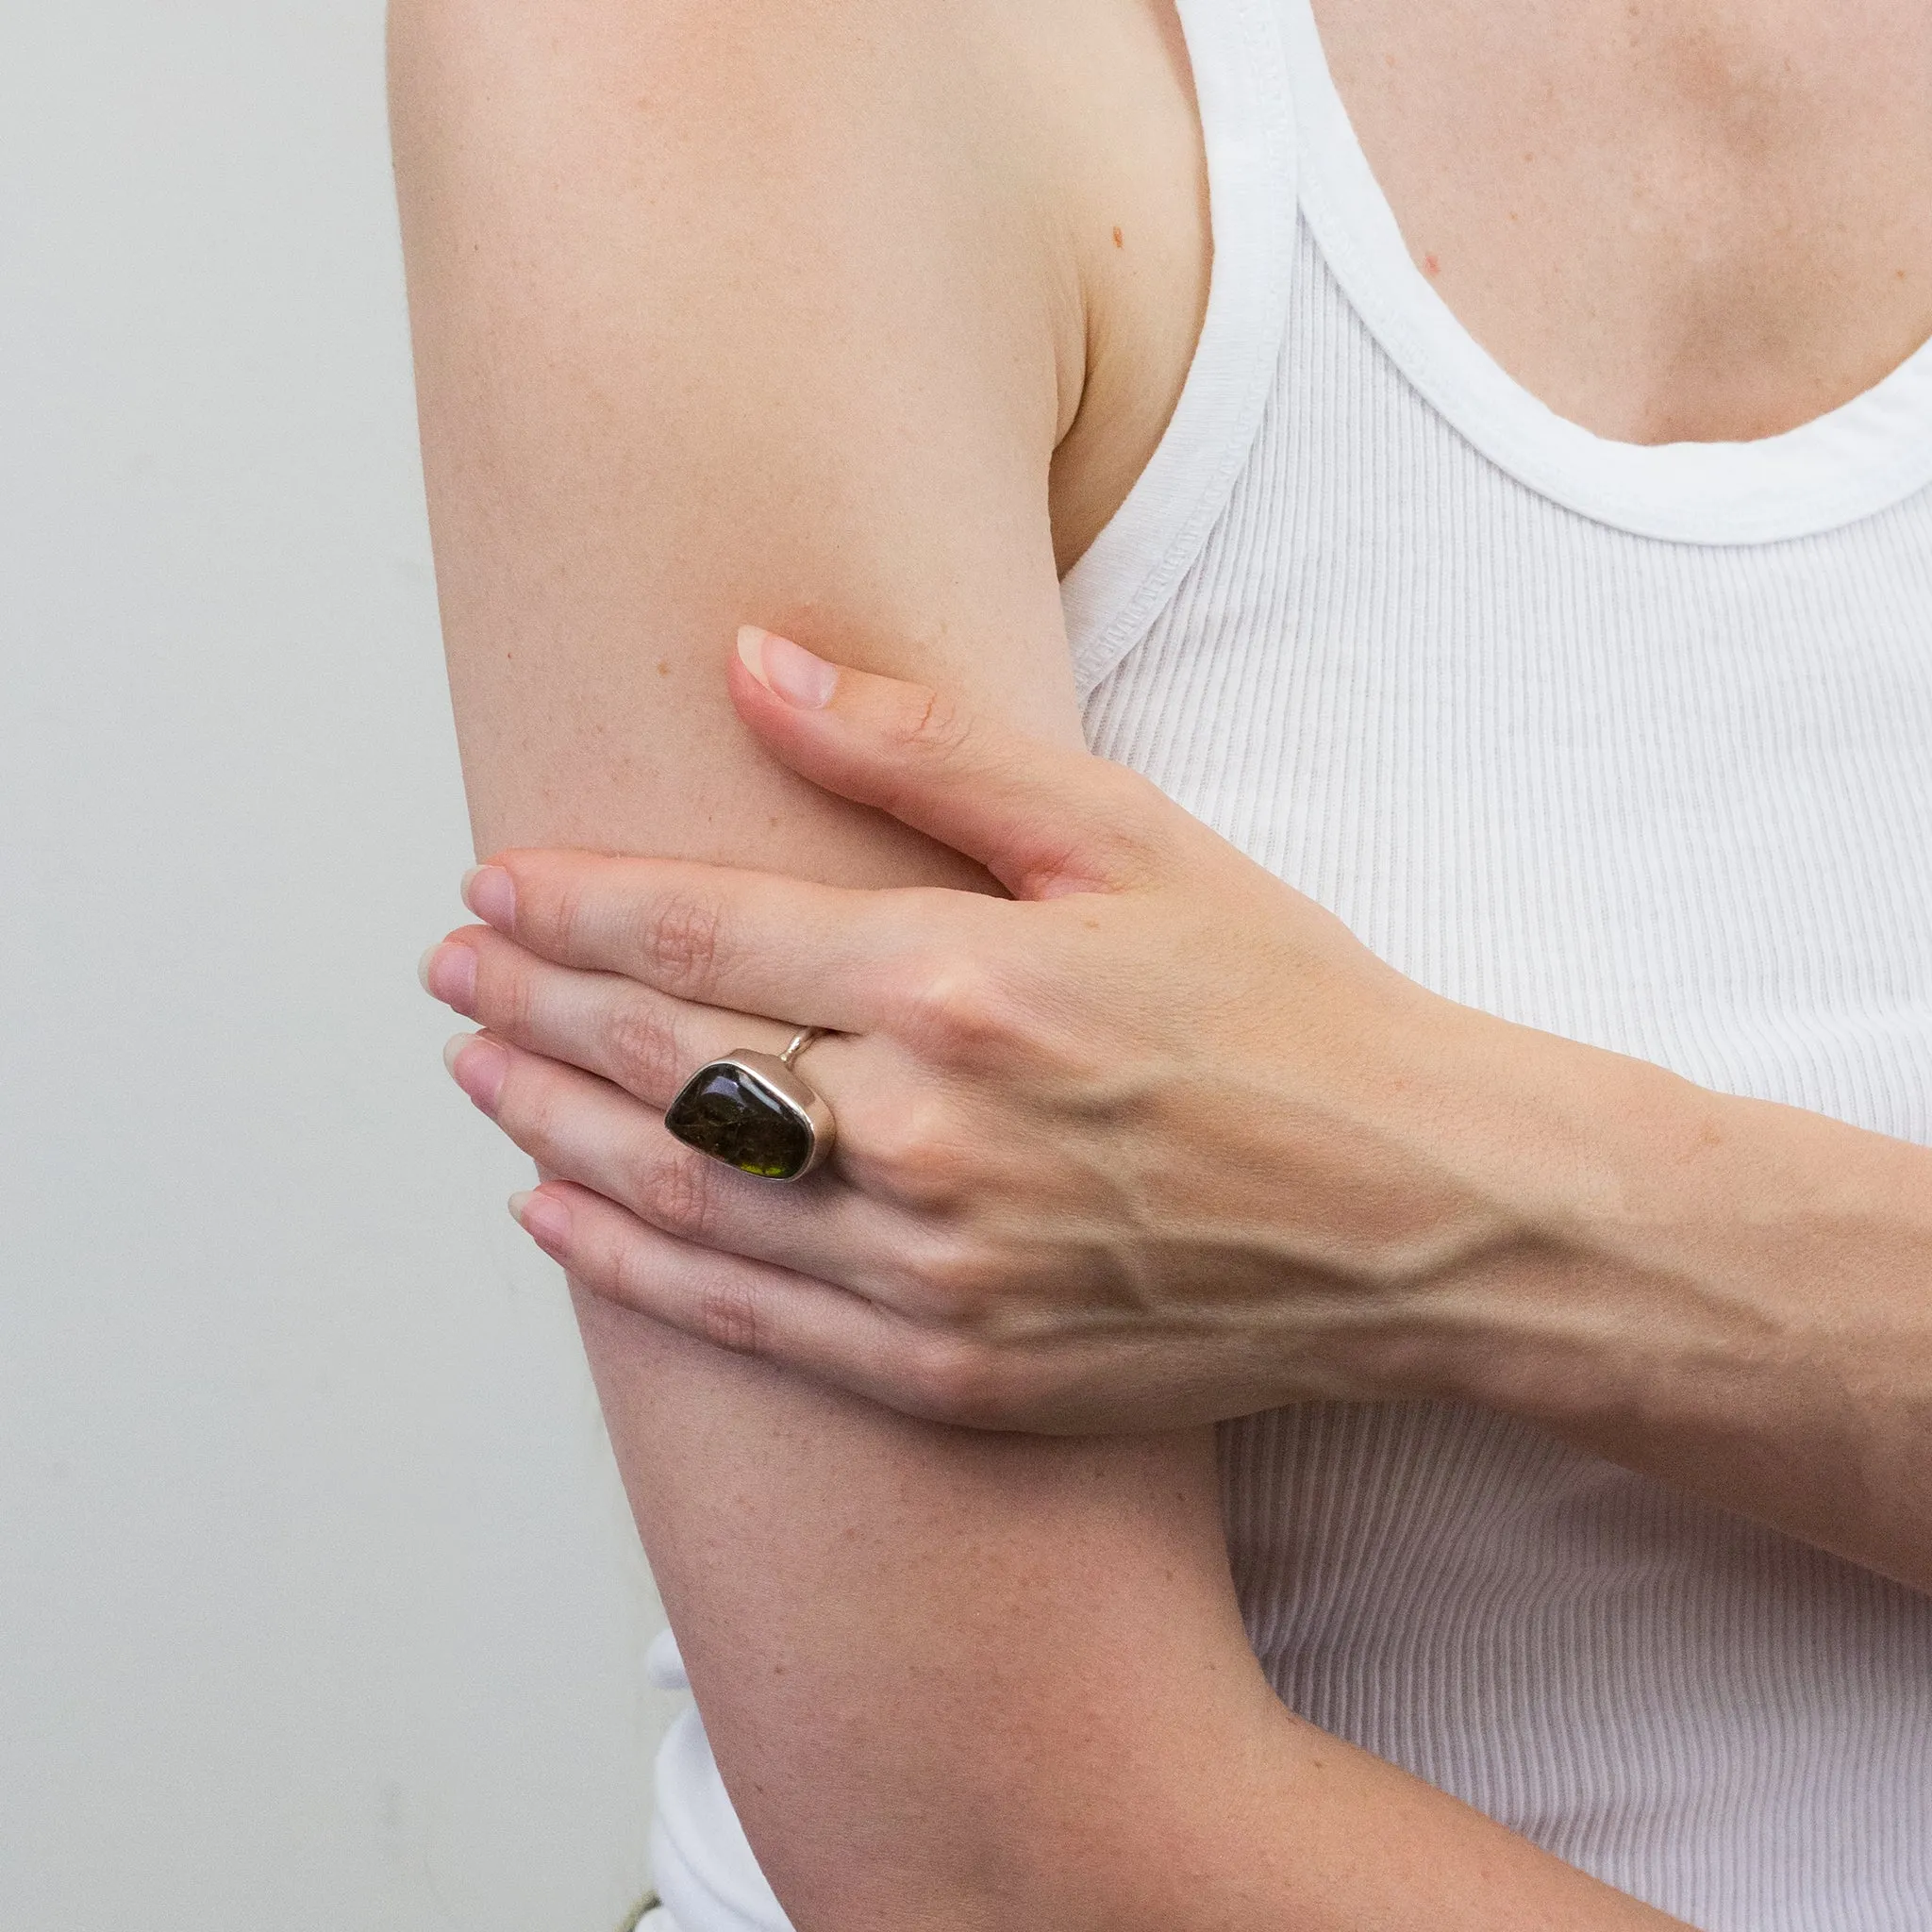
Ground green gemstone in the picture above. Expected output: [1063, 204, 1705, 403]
[664, 1061, 814, 1179]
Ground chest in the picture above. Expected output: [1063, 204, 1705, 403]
[1082, 240, 1932, 1142]
[1308, 0, 1932, 443]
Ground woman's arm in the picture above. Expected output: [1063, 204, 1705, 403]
[1446, 1024, 1932, 1593]
[389, 6, 1230, 1921]
[459, 658, 1932, 1597]
[391, 1, 1684, 1923]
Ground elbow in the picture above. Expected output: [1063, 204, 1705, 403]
[687, 1723, 1114, 1932]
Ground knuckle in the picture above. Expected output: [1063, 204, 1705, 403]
[632, 891, 724, 992]
[898, 956, 1008, 1063]
[543, 869, 591, 960]
[1099, 758, 1165, 824]
[693, 1272, 763, 1357]
[639, 1144, 718, 1239]
[895, 682, 974, 762]
[491, 1057, 556, 1154]
[479, 951, 537, 1040]
[857, 1097, 970, 1211]
[1045, 762, 1170, 887]
[1111, 782, 1176, 874]
[603, 995, 680, 1094]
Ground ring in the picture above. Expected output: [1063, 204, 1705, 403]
[663, 1025, 836, 1180]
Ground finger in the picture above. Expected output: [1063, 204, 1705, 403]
[462, 849, 913, 1026]
[446, 1029, 905, 1296]
[424, 924, 793, 1108]
[532, 1182, 1296, 1435]
[510, 1178, 1020, 1426]
[729, 625, 1164, 900]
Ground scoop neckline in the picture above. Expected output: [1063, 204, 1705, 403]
[1059, 0, 1300, 696]
[1278, 0, 1932, 545]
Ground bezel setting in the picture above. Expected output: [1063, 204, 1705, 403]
[662, 1049, 835, 1181]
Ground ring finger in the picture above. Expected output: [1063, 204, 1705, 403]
[444, 1028, 912, 1301]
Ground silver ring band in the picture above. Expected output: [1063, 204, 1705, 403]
[778, 1025, 827, 1069]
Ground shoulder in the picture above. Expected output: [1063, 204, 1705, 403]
[389, 0, 1205, 531]
[386, 0, 1074, 308]
[392, 0, 1093, 486]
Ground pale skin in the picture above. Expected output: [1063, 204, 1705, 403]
[440, 628, 1932, 1591]
[390, 0, 1932, 1924]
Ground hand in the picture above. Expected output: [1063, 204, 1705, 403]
[425, 626, 1538, 1431]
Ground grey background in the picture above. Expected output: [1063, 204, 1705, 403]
[1, 4, 680, 1924]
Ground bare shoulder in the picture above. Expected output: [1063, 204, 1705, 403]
[389, 0, 1208, 658]
[389, 0, 1075, 459]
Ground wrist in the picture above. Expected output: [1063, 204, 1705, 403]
[1224, 984, 1607, 1409]
[1403, 1012, 1849, 1429]
[1324, 1000, 1693, 1416]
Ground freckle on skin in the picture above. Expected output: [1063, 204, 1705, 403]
[657, 658, 671, 675]
[1112, 225, 1124, 248]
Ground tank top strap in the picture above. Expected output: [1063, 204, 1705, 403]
[1060, 0, 1301, 698]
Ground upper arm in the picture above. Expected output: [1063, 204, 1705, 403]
[392, 0, 1085, 860]
[390, 1, 1257, 1921]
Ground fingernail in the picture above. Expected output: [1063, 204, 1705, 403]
[419, 941, 478, 1014]
[737, 625, 837, 708]
[443, 1033, 508, 1114]
[509, 1188, 572, 1257]
[461, 864, 515, 930]
[736, 625, 775, 690]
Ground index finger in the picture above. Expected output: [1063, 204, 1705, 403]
[465, 848, 934, 1028]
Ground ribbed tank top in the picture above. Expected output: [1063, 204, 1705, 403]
[645, 3, 1932, 1924]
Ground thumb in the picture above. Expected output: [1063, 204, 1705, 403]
[729, 625, 1160, 900]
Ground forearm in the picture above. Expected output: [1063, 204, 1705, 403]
[1427, 1004, 1932, 1590]
[1089, 1705, 1686, 1932]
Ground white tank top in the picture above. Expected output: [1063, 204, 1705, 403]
[647, 2, 1932, 1924]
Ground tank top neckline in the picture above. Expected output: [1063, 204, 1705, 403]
[1065, 0, 1932, 692]
[1277, 0, 1932, 547]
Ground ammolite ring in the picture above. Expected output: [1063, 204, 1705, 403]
[663, 1026, 836, 1180]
